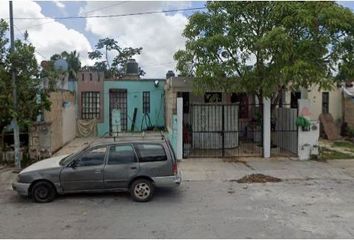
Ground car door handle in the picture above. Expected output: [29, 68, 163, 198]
[94, 170, 102, 174]
[130, 167, 137, 170]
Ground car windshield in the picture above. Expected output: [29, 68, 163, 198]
[59, 145, 90, 166]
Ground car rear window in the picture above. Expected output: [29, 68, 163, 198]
[135, 144, 167, 162]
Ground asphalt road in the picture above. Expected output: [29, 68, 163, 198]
[1, 178, 354, 238]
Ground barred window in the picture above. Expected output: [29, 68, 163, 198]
[143, 91, 150, 114]
[81, 92, 100, 120]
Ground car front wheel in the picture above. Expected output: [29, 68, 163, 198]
[31, 181, 56, 203]
[130, 179, 154, 202]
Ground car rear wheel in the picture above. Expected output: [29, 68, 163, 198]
[31, 181, 56, 203]
[130, 179, 154, 202]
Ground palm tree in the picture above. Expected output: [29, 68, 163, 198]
[62, 51, 81, 81]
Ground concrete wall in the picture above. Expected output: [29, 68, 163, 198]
[29, 90, 76, 159]
[97, 79, 165, 136]
[39, 91, 76, 154]
[62, 102, 76, 145]
[344, 97, 354, 128]
[77, 71, 104, 122]
[307, 86, 342, 123]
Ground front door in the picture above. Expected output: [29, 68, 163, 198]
[103, 144, 139, 189]
[60, 146, 107, 192]
[110, 89, 128, 132]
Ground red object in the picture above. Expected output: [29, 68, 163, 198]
[172, 163, 178, 175]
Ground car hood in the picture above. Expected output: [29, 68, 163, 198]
[21, 154, 69, 174]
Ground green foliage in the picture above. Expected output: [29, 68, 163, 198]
[296, 116, 311, 129]
[0, 19, 50, 137]
[88, 38, 144, 77]
[40, 50, 81, 91]
[175, 2, 354, 100]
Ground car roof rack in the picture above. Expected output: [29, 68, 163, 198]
[111, 131, 166, 142]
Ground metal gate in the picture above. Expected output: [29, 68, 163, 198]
[271, 105, 298, 155]
[109, 89, 127, 132]
[183, 103, 263, 158]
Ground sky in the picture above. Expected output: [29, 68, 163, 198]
[0, 1, 353, 78]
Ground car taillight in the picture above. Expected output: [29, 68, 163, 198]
[172, 163, 177, 175]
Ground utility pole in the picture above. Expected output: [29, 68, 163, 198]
[9, 1, 21, 169]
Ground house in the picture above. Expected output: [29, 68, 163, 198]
[164, 75, 324, 160]
[76, 61, 165, 137]
[29, 60, 77, 159]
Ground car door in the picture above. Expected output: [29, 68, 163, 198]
[103, 144, 139, 189]
[60, 146, 107, 192]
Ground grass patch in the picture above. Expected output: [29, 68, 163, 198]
[332, 140, 354, 153]
[320, 147, 354, 160]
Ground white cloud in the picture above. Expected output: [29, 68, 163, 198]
[81, 1, 190, 78]
[0, 0, 93, 65]
[53, 0, 65, 9]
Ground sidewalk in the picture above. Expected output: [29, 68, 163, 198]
[179, 158, 354, 181]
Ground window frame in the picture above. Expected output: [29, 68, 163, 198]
[142, 91, 150, 114]
[81, 91, 100, 120]
[107, 144, 138, 165]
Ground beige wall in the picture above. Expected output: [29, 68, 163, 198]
[44, 91, 76, 153]
[306, 86, 342, 123]
[344, 97, 354, 128]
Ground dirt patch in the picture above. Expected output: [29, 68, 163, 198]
[235, 173, 282, 183]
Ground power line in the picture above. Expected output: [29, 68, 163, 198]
[11, 6, 206, 20]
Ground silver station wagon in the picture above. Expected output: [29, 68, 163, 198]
[12, 138, 181, 202]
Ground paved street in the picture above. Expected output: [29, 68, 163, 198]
[1, 157, 354, 238]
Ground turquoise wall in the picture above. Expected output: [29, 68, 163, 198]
[97, 80, 165, 136]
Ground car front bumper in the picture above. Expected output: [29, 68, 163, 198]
[12, 181, 31, 196]
[152, 171, 182, 187]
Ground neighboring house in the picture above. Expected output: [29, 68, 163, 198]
[263, 85, 342, 124]
[29, 90, 76, 159]
[76, 61, 165, 137]
[342, 82, 354, 129]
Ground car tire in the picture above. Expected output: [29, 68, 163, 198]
[130, 178, 154, 202]
[31, 181, 56, 203]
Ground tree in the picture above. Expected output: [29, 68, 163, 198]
[88, 38, 144, 77]
[50, 50, 81, 80]
[0, 19, 50, 150]
[174, 2, 354, 103]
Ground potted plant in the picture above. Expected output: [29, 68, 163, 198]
[296, 116, 311, 131]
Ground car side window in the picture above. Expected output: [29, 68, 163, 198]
[77, 147, 107, 167]
[135, 144, 167, 162]
[108, 145, 137, 165]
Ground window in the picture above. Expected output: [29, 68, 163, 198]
[135, 144, 167, 162]
[89, 73, 92, 81]
[290, 91, 301, 108]
[81, 73, 84, 81]
[204, 92, 222, 103]
[108, 145, 136, 165]
[322, 92, 329, 114]
[97, 72, 100, 81]
[143, 91, 150, 114]
[77, 147, 106, 167]
[81, 91, 100, 119]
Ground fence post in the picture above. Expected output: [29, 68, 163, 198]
[176, 97, 183, 160]
[222, 105, 225, 157]
[263, 97, 271, 158]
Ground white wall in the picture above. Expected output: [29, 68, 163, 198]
[62, 104, 76, 145]
[307, 86, 342, 122]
